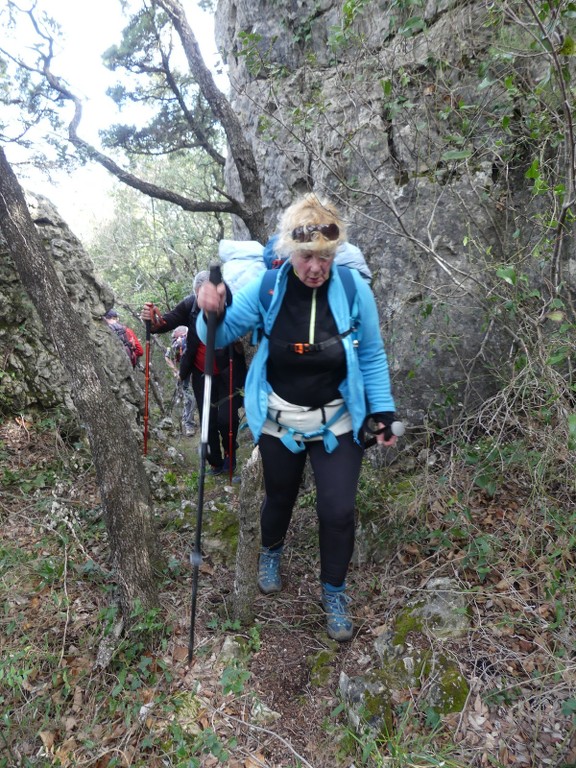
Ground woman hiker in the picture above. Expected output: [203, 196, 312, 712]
[196, 193, 397, 641]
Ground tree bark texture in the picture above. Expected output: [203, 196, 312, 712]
[0, 148, 160, 620]
[232, 446, 263, 625]
[154, 0, 267, 242]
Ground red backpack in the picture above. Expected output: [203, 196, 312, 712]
[109, 321, 138, 367]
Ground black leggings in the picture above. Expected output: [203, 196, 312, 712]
[258, 432, 364, 586]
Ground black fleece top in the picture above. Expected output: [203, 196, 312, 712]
[151, 291, 244, 381]
[267, 270, 347, 408]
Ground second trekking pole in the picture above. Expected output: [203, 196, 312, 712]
[228, 343, 234, 483]
[143, 314, 152, 456]
[188, 264, 221, 664]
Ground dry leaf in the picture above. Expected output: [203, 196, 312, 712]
[244, 754, 267, 768]
[39, 731, 55, 751]
[94, 755, 112, 768]
[173, 645, 188, 662]
[63, 717, 77, 733]
[72, 687, 83, 712]
[54, 737, 77, 767]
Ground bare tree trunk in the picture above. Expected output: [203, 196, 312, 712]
[0, 148, 160, 620]
[232, 446, 263, 625]
[155, 0, 267, 242]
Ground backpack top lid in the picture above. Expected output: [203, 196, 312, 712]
[264, 234, 372, 281]
[220, 239, 267, 294]
[220, 233, 372, 295]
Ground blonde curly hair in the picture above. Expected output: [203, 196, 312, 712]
[276, 193, 347, 257]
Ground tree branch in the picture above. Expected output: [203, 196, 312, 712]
[154, 0, 267, 241]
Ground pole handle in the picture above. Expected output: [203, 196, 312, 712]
[364, 420, 405, 449]
[384, 421, 405, 440]
[203, 264, 222, 377]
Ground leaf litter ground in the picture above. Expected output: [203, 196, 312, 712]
[1, 414, 575, 767]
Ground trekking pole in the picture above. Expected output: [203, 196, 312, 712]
[188, 264, 222, 664]
[143, 308, 152, 456]
[228, 343, 234, 483]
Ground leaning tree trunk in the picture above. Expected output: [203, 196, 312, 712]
[232, 446, 264, 625]
[0, 147, 160, 621]
[155, 0, 267, 243]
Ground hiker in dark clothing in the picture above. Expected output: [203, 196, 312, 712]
[195, 194, 398, 641]
[165, 326, 197, 437]
[103, 309, 143, 368]
[141, 273, 246, 475]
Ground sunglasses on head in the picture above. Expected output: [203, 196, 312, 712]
[291, 223, 340, 243]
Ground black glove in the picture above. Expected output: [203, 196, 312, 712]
[364, 413, 397, 443]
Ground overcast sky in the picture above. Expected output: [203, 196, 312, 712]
[6, 0, 222, 240]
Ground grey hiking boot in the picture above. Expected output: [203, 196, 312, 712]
[258, 546, 283, 594]
[321, 582, 353, 641]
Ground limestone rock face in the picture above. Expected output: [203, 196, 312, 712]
[215, 0, 571, 424]
[0, 192, 143, 423]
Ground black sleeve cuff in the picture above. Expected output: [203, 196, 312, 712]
[369, 412, 396, 429]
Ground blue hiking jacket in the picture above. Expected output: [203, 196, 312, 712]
[196, 260, 395, 443]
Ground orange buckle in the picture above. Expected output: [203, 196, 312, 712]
[293, 343, 310, 354]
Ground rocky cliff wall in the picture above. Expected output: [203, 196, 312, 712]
[0, 192, 144, 425]
[215, 0, 575, 425]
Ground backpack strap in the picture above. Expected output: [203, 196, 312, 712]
[259, 269, 279, 313]
[251, 270, 278, 344]
[336, 265, 357, 317]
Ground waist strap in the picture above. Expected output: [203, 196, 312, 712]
[265, 328, 354, 354]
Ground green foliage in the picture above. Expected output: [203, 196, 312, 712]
[101, 6, 224, 158]
[0, 5, 72, 167]
[293, 11, 317, 46]
[342, 0, 371, 30]
[236, 31, 266, 77]
[87, 151, 227, 311]
[0, 648, 35, 694]
[220, 662, 250, 695]
[1, 0, 229, 300]
[2, 465, 56, 493]
[333, 696, 468, 767]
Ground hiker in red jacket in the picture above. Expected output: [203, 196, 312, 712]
[103, 309, 143, 368]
